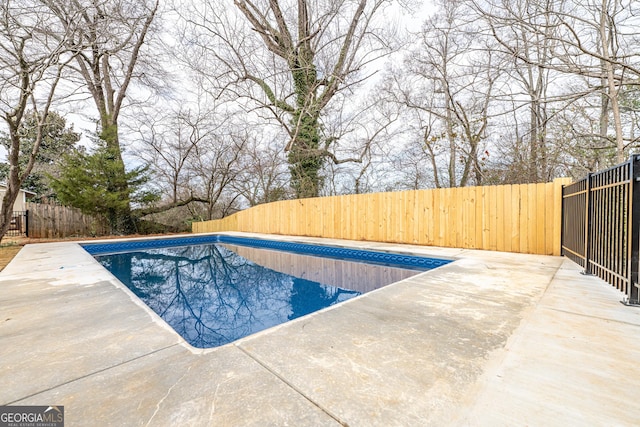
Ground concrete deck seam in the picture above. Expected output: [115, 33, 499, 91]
[235, 344, 348, 427]
[5, 343, 180, 406]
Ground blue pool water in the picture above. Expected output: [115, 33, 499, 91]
[85, 235, 450, 348]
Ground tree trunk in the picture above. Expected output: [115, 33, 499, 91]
[287, 34, 324, 198]
[597, 0, 624, 163]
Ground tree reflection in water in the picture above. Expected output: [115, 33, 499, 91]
[97, 244, 360, 348]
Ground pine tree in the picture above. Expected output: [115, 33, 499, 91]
[50, 142, 159, 233]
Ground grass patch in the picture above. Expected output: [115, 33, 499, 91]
[0, 245, 22, 271]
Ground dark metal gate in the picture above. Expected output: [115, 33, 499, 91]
[561, 156, 639, 305]
[6, 211, 28, 237]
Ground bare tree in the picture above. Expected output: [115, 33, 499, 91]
[46, 0, 160, 231]
[0, 0, 74, 241]
[134, 105, 218, 205]
[388, 0, 497, 188]
[188, 128, 250, 220]
[180, 0, 399, 198]
[232, 139, 291, 206]
[472, 0, 640, 166]
[322, 90, 401, 194]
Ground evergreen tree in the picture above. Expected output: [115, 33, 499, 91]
[50, 142, 159, 233]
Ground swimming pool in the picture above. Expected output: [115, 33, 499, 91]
[84, 235, 451, 348]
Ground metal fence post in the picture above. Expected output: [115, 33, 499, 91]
[583, 172, 593, 275]
[25, 210, 29, 238]
[560, 183, 566, 257]
[628, 156, 640, 305]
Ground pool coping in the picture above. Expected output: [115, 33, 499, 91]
[2, 232, 640, 426]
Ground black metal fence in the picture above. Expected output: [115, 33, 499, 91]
[561, 156, 639, 305]
[6, 211, 28, 237]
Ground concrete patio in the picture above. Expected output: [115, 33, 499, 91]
[1, 232, 639, 426]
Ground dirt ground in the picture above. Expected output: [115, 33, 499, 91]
[0, 245, 22, 271]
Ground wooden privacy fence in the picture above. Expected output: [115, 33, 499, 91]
[26, 202, 109, 238]
[193, 178, 571, 256]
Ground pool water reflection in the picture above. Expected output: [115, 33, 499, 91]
[96, 243, 424, 348]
